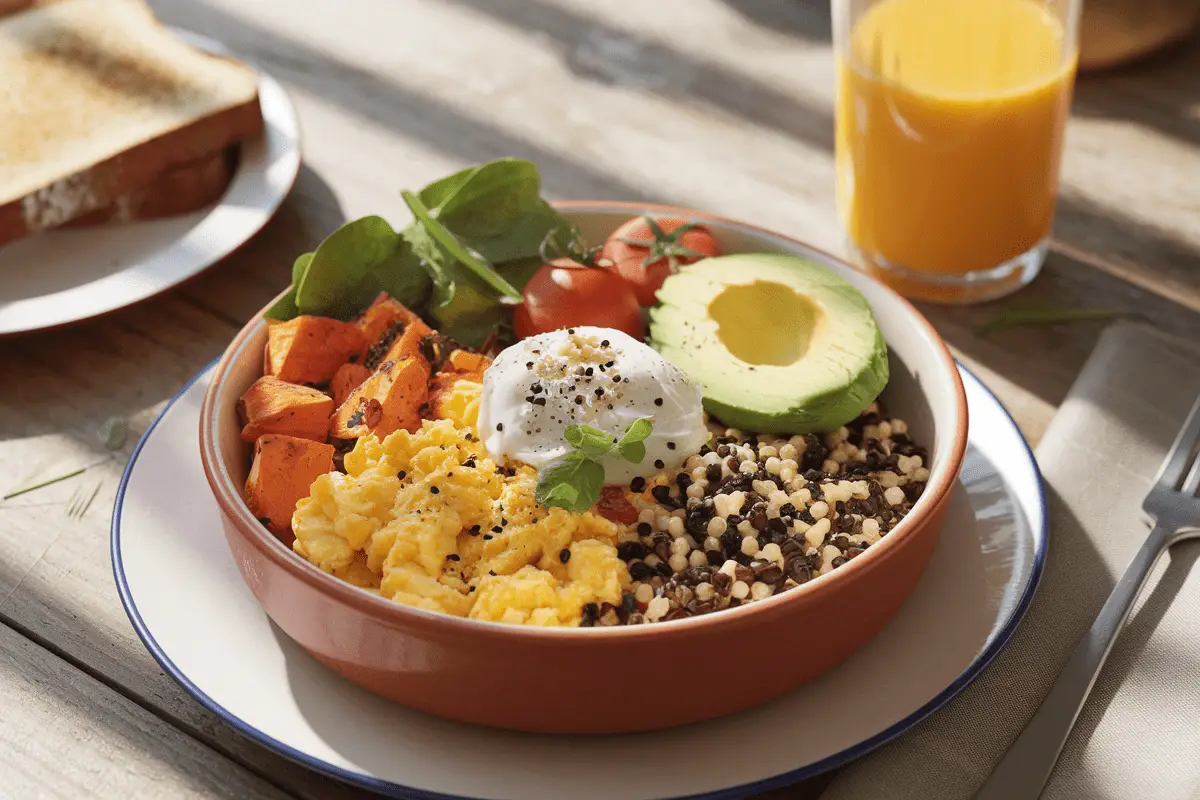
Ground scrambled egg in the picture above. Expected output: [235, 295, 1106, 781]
[292, 379, 630, 626]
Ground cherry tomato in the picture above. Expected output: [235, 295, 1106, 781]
[594, 486, 638, 524]
[601, 216, 720, 306]
[513, 258, 644, 340]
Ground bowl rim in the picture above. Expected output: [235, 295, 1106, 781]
[198, 201, 969, 642]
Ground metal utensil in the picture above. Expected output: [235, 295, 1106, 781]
[976, 395, 1200, 800]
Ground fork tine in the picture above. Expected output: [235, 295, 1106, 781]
[1156, 395, 1200, 490]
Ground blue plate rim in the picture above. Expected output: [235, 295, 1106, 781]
[111, 360, 1047, 800]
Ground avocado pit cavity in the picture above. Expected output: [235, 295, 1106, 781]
[709, 281, 821, 367]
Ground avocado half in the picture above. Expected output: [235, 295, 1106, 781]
[649, 253, 889, 434]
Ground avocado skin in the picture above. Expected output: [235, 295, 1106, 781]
[649, 253, 889, 435]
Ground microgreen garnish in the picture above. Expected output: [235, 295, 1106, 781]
[974, 306, 1129, 337]
[617, 215, 706, 270]
[535, 417, 654, 513]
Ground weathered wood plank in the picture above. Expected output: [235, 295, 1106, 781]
[0, 0, 1196, 798]
[0, 620, 293, 799]
[0, 295, 377, 800]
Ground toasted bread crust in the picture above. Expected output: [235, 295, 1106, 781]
[0, 97, 261, 244]
[66, 148, 235, 226]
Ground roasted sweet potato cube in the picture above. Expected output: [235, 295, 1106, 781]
[353, 293, 421, 345]
[329, 356, 431, 440]
[330, 363, 372, 408]
[266, 316, 367, 385]
[383, 317, 433, 366]
[238, 376, 334, 442]
[245, 434, 334, 536]
[445, 349, 491, 375]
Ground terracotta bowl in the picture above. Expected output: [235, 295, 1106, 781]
[199, 203, 968, 734]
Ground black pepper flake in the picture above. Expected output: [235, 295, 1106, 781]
[574, 395, 584, 405]
[531, 383, 543, 394]
[397, 470, 407, 480]
[468, 525, 481, 536]
[445, 554, 460, 562]
[525, 361, 534, 369]
[430, 486, 440, 495]
[469, 586, 476, 593]
[496, 423, 504, 432]
[666, 442, 676, 450]
[594, 388, 604, 397]
[489, 570, 497, 576]
[654, 398, 664, 407]
[601, 339, 610, 347]
[491, 525, 503, 533]
[585, 367, 594, 376]
[636, 521, 652, 536]
[534, 397, 546, 406]
[654, 459, 665, 469]
[483, 534, 493, 540]
[613, 376, 622, 383]
[559, 548, 571, 563]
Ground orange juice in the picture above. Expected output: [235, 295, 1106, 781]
[836, 0, 1076, 294]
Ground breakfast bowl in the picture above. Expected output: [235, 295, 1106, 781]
[199, 201, 968, 734]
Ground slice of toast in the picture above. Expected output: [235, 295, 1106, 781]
[0, 0, 263, 245]
[66, 148, 236, 226]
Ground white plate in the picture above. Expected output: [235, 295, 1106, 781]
[0, 31, 301, 336]
[112, 364, 1045, 800]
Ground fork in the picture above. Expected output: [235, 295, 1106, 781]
[976, 395, 1200, 800]
[65, 480, 102, 520]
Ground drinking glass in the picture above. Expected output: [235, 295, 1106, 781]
[833, 0, 1082, 303]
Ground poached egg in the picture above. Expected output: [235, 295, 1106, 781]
[477, 327, 707, 484]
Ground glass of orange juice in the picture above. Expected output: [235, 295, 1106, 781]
[834, 0, 1080, 303]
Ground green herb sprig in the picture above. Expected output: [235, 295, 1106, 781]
[974, 306, 1129, 337]
[535, 418, 654, 513]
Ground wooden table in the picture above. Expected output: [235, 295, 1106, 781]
[2, 0, 1197, 797]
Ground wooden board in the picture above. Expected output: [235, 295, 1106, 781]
[0, 619, 291, 799]
[0, 0, 1196, 797]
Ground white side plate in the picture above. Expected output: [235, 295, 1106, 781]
[0, 31, 301, 336]
[112, 365, 1045, 800]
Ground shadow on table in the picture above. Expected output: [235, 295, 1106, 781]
[1073, 34, 1200, 150]
[435, 0, 836, 153]
[719, 0, 832, 41]
[176, 162, 348, 326]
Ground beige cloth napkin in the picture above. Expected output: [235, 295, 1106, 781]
[823, 321, 1200, 800]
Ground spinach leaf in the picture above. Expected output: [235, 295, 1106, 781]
[417, 159, 566, 263]
[264, 253, 312, 319]
[401, 191, 521, 300]
[363, 247, 430, 310]
[534, 452, 606, 514]
[425, 262, 511, 348]
[295, 216, 401, 318]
